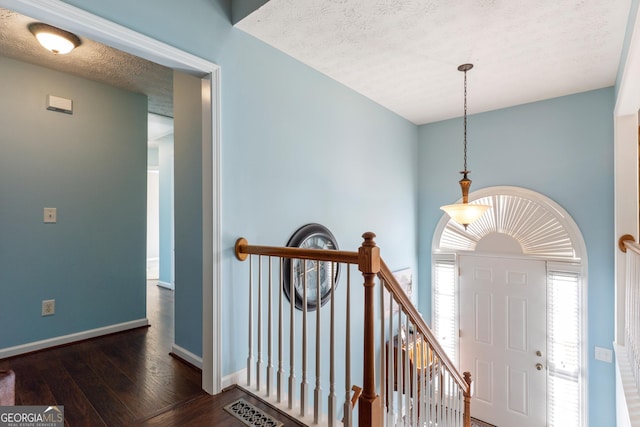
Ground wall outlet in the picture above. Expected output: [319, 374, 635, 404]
[42, 299, 55, 316]
[43, 208, 57, 223]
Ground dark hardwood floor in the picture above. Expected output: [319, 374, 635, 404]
[0, 281, 305, 426]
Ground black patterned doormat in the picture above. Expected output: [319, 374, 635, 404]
[224, 398, 284, 427]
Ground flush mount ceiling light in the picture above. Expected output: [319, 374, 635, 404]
[28, 23, 81, 55]
[440, 63, 490, 229]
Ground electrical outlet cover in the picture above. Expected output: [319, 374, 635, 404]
[42, 299, 55, 316]
[44, 208, 57, 223]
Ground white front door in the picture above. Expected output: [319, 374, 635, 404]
[460, 255, 547, 427]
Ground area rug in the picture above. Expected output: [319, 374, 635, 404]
[471, 417, 497, 427]
[224, 398, 284, 427]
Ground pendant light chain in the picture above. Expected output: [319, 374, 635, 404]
[440, 62, 490, 229]
[463, 67, 468, 173]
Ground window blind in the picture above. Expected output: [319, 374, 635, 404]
[433, 259, 458, 366]
[547, 269, 582, 427]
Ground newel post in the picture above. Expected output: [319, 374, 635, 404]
[357, 232, 382, 427]
[464, 371, 472, 427]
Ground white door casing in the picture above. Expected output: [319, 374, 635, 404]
[460, 255, 547, 427]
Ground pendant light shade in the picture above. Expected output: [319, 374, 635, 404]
[440, 64, 490, 229]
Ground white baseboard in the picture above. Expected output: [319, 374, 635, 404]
[171, 344, 203, 369]
[222, 368, 247, 389]
[157, 280, 174, 290]
[0, 318, 149, 359]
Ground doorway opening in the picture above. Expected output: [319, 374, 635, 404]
[432, 186, 587, 427]
[147, 113, 175, 289]
[7, 0, 221, 394]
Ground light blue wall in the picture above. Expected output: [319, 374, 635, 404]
[57, 0, 418, 372]
[0, 55, 147, 347]
[418, 87, 615, 425]
[157, 136, 174, 286]
[173, 71, 204, 356]
[219, 28, 418, 376]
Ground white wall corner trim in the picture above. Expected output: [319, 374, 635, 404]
[0, 319, 149, 359]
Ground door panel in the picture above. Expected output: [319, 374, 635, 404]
[460, 256, 546, 427]
[475, 292, 493, 344]
[507, 296, 527, 351]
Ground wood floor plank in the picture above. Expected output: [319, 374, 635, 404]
[0, 282, 297, 426]
[35, 354, 107, 426]
[0, 353, 56, 406]
[60, 346, 135, 425]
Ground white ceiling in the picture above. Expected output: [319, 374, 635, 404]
[236, 0, 632, 124]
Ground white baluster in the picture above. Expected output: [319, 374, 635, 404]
[247, 255, 253, 387]
[257, 256, 263, 391]
[315, 263, 323, 424]
[448, 372, 453, 426]
[418, 332, 426, 427]
[387, 285, 396, 426]
[277, 258, 285, 403]
[301, 259, 309, 417]
[431, 354, 437, 424]
[428, 339, 433, 425]
[328, 263, 337, 427]
[403, 314, 410, 425]
[288, 258, 297, 409]
[378, 278, 386, 427]
[267, 256, 274, 397]
[405, 315, 418, 425]
[396, 307, 403, 425]
[343, 267, 352, 427]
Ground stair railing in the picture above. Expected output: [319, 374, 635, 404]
[619, 234, 640, 394]
[235, 232, 471, 426]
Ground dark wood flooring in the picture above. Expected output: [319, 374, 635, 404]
[0, 281, 305, 426]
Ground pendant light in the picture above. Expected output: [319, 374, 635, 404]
[440, 63, 490, 229]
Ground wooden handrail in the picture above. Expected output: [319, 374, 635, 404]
[378, 260, 468, 392]
[619, 234, 640, 255]
[235, 237, 360, 264]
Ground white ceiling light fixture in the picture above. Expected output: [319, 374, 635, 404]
[28, 23, 81, 55]
[440, 63, 490, 229]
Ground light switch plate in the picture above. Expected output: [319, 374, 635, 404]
[594, 346, 613, 363]
[44, 207, 57, 223]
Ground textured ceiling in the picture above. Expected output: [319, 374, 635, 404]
[236, 0, 631, 124]
[0, 7, 173, 118]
